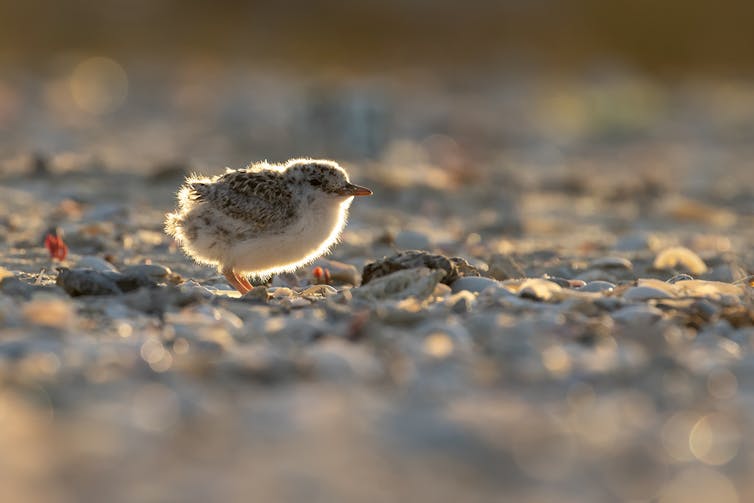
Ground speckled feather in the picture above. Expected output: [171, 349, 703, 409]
[189, 168, 297, 231]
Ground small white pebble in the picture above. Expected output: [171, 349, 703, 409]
[654, 246, 708, 275]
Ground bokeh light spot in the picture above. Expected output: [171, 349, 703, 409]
[541, 345, 571, 377]
[689, 413, 740, 465]
[662, 411, 698, 462]
[69, 57, 128, 115]
[423, 332, 454, 359]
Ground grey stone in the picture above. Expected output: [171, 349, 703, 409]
[622, 286, 674, 301]
[56, 267, 122, 296]
[578, 281, 616, 293]
[121, 263, 172, 279]
[518, 278, 563, 302]
[353, 267, 444, 301]
[74, 255, 119, 273]
[450, 276, 501, 294]
[362, 250, 480, 286]
[611, 305, 664, 325]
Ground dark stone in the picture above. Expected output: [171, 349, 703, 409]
[544, 276, 571, 288]
[56, 268, 123, 296]
[361, 250, 481, 286]
[667, 273, 694, 284]
[110, 271, 160, 292]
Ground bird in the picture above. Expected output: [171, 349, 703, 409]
[164, 158, 372, 294]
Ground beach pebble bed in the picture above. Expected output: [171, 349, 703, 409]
[0, 164, 752, 503]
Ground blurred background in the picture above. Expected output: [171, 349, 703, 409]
[2, 0, 754, 179]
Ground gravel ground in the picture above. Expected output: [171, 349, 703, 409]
[1, 70, 754, 502]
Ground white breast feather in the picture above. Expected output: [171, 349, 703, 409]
[227, 196, 352, 277]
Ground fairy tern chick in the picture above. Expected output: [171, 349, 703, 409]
[164, 158, 372, 294]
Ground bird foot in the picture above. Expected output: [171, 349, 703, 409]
[223, 268, 252, 294]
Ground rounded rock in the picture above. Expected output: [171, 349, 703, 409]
[578, 281, 616, 293]
[121, 263, 171, 279]
[74, 255, 119, 273]
[450, 276, 501, 294]
[653, 246, 708, 275]
[518, 278, 563, 301]
[611, 305, 664, 325]
[622, 286, 674, 301]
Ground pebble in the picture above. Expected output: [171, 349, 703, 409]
[268, 287, 294, 298]
[353, 267, 445, 301]
[241, 286, 270, 303]
[450, 276, 501, 294]
[544, 276, 576, 288]
[56, 267, 122, 296]
[362, 251, 479, 286]
[575, 269, 619, 283]
[518, 278, 563, 302]
[74, 256, 119, 273]
[121, 263, 172, 280]
[673, 279, 743, 299]
[0, 267, 14, 281]
[653, 246, 708, 275]
[113, 269, 166, 291]
[578, 281, 616, 293]
[300, 285, 338, 298]
[622, 286, 674, 301]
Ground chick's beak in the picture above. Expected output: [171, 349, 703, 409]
[337, 183, 372, 196]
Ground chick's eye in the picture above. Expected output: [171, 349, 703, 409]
[309, 179, 322, 187]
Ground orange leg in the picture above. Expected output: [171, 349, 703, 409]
[223, 267, 251, 294]
[238, 274, 253, 292]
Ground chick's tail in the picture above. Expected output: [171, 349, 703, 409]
[164, 210, 185, 241]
